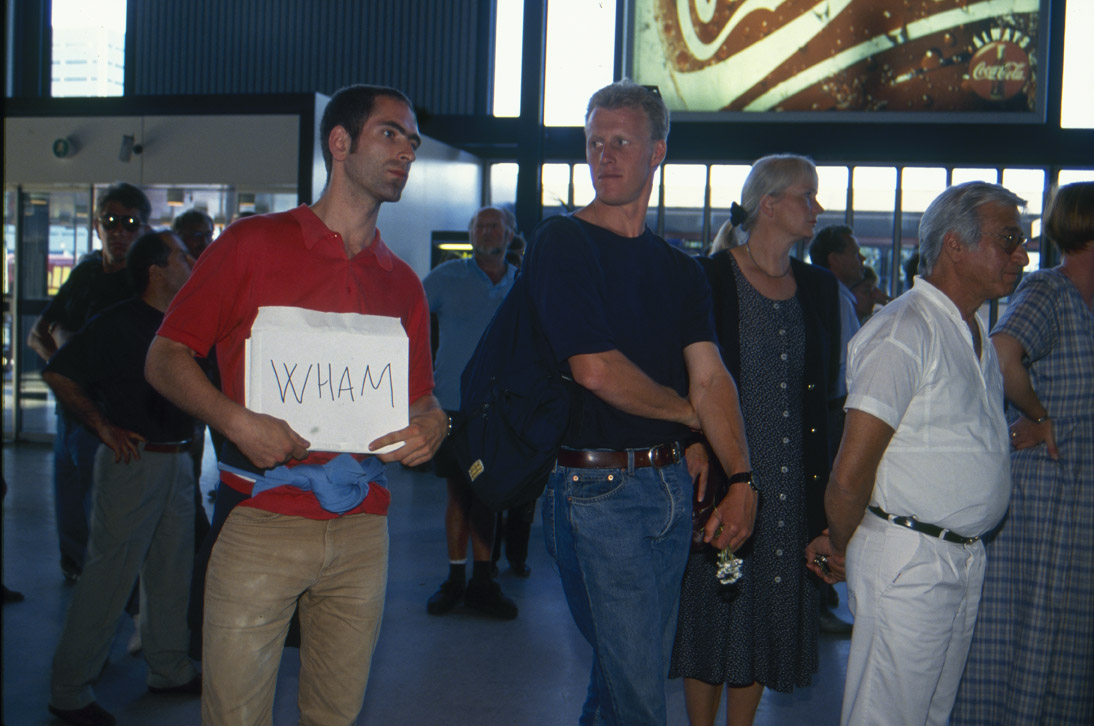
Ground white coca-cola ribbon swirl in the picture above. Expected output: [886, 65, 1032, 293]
[741, 0, 1038, 111]
[676, 0, 794, 62]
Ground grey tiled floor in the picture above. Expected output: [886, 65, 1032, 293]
[2, 440, 850, 725]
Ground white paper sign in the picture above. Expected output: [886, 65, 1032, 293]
[245, 306, 409, 454]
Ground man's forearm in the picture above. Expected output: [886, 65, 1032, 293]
[691, 370, 750, 477]
[825, 476, 870, 554]
[569, 349, 696, 427]
[42, 371, 107, 436]
[27, 316, 60, 361]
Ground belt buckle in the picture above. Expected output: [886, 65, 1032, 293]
[645, 445, 659, 467]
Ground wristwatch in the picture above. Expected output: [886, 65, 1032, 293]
[728, 471, 759, 493]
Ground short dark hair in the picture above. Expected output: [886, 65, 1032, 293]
[126, 230, 172, 295]
[319, 84, 414, 173]
[809, 225, 854, 268]
[96, 182, 151, 223]
[1045, 182, 1094, 254]
[172, 208, 213, 233]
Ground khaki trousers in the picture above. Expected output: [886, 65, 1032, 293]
[202, 506, 388, 726]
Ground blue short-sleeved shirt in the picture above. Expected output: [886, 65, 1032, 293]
[423, 257, 517, 409]
[525, 215, 716, 450]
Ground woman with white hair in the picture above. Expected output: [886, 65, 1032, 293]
[670, 154, 841, 725]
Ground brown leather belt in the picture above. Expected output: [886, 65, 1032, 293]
[556, 442, 681, 469]
[144, 441, 192, 454]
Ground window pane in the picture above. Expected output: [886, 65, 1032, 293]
[544, 0, 616, 127]
[952, 168, 999, 185]
[489, 163, 519, 207]
[1061, 0, 1094, 129]
[709, 165, 751, 209]
[852, 167, 897, 212]
[663, 165, 706, 209]
[573, 164, 595, 207]
[644, 166, 663, 234]
[900, 167, 947, 214]
[51, 0, 126, 97]
[541, 163, 571, 214]
[1001, 168, 1046, 215]
[662, 165, 705, 250]
[493, 0, 523, 117]
[816, 166, 849, 217]
[1057, 169, 1094, 185]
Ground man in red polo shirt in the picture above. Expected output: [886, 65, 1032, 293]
[146, 84, 447, 726]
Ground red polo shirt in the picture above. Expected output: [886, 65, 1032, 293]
[158, 205, 434, 519]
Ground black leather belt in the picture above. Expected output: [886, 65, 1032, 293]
[144, 441, 192, 454]
[557, 442, 681, 469]
[869, 505, 979, 545]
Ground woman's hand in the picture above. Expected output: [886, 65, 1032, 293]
[1009, 416, 1058, 459]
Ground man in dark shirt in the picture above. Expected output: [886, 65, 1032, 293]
[525, 80, 755, 725]
[45, 230, 200, 726]
[28, 182, 151, 582]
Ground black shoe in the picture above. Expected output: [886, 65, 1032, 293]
[509, 562, 531, 578]
[60, 556, 82, 584]
[818, 610, 853, 636]
[148, 674, 202, 695]
[48, 702, 116, 726]
[464, 580, 518, 620]
[426, 579, 465, 615]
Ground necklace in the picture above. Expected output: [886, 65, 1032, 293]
[745, 242, 791, 278]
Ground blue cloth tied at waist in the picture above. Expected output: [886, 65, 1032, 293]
[218, 453, 386, 514]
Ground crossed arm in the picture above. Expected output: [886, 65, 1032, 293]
[145, 336, 447, 470]
[568, 341, 755, 551]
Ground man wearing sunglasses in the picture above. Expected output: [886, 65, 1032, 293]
[28, 182, 151, 585]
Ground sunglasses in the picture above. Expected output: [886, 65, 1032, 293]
[990, 231, 1028, 255]
[100, 214, 142, 232]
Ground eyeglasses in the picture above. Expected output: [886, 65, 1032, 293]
[99, 214, 142, 232]
[991, 231, 1028, 255]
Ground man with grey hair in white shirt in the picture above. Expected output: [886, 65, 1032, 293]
[814, 181, 1028, 726]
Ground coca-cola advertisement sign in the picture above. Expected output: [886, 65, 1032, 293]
[630, 0, 1043, 117]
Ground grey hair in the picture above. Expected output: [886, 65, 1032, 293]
[729, 154, 817, 246]
[469, 206, 517, 234]
[586, 79, 670, 142]
[918, 182, 1026, 275]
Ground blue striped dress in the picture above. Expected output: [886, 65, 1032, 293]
[952, 268, 1094, 725]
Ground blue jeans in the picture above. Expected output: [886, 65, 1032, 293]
[543, 454, 692, 726]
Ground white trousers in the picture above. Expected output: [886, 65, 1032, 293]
[841, 512, 986, 726]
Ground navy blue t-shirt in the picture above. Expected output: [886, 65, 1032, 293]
[525, 215, 716, 450]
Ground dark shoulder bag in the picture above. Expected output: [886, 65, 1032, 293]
[447, 217, 580, 511]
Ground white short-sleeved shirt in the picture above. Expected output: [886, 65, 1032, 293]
[845, 277, 1011, 536]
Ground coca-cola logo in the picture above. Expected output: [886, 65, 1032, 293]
[968, 40, 1029, 101]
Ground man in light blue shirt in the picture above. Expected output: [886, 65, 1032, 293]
[423, 206, 520, 619]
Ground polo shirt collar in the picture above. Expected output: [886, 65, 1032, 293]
[289, 204, 395, 271]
